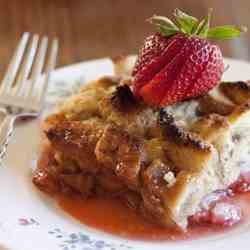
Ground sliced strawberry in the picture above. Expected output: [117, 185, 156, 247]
[132, 10, 245, 107]
[139, 42, 190, 106]
[132, 33, 169, 77]
[139, 37, 212, 106]
[133, 34, 187, 96]
[160, 38, 210, 106]
[134, 35, 224, 107]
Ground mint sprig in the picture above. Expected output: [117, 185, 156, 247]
[150, 9, 247, 40]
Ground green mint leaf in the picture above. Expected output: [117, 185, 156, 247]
[150, 15, 179, 31]
[174, 8, 198, 34]
[207, 25, 247, 40]
[195, 9, 212, 37]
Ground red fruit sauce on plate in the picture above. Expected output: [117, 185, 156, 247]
[36, 146, 250, 241]
[55, 191, 250, 241]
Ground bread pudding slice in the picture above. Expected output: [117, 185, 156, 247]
[33, 56, 250, 230]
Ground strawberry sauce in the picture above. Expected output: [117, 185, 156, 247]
[35, 147, 250, 241]
[54, 173, 250, 241]
[56, 192, 250, 241]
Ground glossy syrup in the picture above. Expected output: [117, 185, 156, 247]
[36, 147, 250, 241]
[56, 193, 250, 241]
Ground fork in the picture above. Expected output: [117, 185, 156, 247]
[0, 32, 58, 160]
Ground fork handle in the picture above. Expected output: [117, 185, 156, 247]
[0, 114, 16, 161]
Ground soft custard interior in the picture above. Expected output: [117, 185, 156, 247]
[34, 56, 250, 230]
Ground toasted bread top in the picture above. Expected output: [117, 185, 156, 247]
[43, 56, 250, 229]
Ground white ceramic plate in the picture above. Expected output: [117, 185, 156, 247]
[1, 57, 250, 250]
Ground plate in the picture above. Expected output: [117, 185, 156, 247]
[1, 57, 250, 250]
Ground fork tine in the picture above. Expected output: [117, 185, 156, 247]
[12, 34, 39, 96]
[38, 38, 58, 103]
[0, 33, 29, 94]
[26, 36, 48, 97]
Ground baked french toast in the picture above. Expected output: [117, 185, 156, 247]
[33, 55, 250, 230]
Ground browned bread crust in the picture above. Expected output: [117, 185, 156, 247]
[34, 56, 250, 230]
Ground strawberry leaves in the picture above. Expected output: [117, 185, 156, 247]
[194, 9, 212, 37]
[174, 9, 198, 35]
[150, 15, 179, 36]
[150, 9, 247, 40]
[207, 25, 247, 40]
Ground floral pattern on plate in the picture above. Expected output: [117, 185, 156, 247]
[17, 218, 133, 250]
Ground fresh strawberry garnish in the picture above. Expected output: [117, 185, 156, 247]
[133, 33, 187, 97]
[132, 9, 246, 107]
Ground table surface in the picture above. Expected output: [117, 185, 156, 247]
[0, 0, 249, 75]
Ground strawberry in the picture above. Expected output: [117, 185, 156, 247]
[132, 9, 246, 107]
